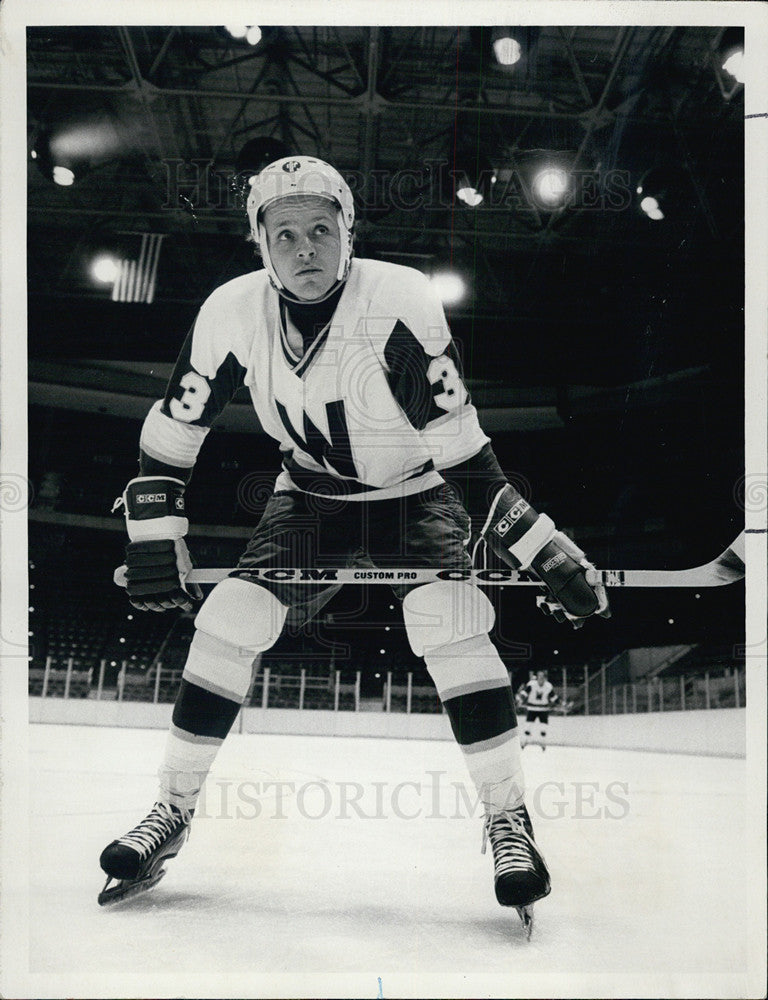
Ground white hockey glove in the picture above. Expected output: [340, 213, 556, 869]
[481, 485, 610, 629]
[114, 477, 202, 613]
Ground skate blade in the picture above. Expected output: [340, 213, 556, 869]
[515, 905, 534, 940]
[98, 867, 166, 906]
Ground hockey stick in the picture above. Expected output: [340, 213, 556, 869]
[114, 532, 745, 589]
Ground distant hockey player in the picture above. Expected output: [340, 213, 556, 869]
[98, 156, 609, 935]
[521, 670, 559, 750]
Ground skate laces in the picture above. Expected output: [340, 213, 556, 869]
[482, 807, 538, 876]
[117, 802, 189, 859]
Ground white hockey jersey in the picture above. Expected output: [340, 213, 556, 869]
[140, 259, 489, 500]
[524, 678, 556, 709]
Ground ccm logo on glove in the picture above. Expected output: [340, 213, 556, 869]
[115, 476, 201, 612]
[493, 499, 530, 537]
[482, 484, 610, 627]
[134, 491, 185, 509]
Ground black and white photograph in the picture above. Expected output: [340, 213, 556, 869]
[1, 2, 766, 998]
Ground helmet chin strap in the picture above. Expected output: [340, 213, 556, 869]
[256, 205, 353, 297]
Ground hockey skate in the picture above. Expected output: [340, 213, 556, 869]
[98, 801, 191, 906]
[482, 803, 551, 939]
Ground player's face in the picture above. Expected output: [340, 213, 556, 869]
[263, 196, 341, 300]
[536, 671, 546, 683]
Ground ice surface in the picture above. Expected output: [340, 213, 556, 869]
[25, 723, 750, 995]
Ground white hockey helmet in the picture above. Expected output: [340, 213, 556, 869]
[246, 156, 355, 289]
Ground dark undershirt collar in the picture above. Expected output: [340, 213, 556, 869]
[282, 283, 345, 351]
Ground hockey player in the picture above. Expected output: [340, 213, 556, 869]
[521, 670, 559, 750]
[99, 156, 609, 934]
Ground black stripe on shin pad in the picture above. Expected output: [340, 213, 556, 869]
[442, 685, 517, 746]
[172, 679, 242, 740]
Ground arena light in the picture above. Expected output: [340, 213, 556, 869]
[532, 166, 570, 207]
[640, 195, 664, 221]
[489, 27, 539, 70]
[430, 272, 466, 306]
[450, 139, 493, 209]
[719, 27, 744, 84]
[492, 32, 522, 66]
[32, 115, 126, 187]
[456, 182, 483, 207]
[636, 166, 690, 222]
[49, 118, 124, 163]
[52, 166, 75, 186]
[224, 25, 262, 45]
[91, 255, 120, 284]
[722, 49, 744, 84]
[31, 133, 64, 184]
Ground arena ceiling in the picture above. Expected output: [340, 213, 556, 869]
[27, 24, 744, 388]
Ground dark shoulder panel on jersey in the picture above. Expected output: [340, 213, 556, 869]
[160, 319, 247, 427]
[383, 320, 468, 431]
[440, 441, 509, 528]
[138, 315, 247, 480]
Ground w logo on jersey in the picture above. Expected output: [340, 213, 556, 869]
[275, 398, 359, 480]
